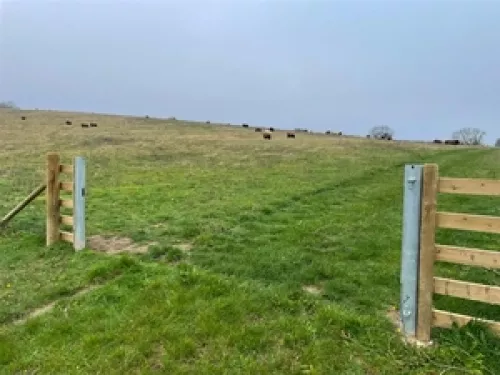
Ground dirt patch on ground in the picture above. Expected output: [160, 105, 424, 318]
[386, 306, 434, 348]
[88, 235, 154, 254]
[387, 306, 403, 331]
[302, 284, 324, 296]
[13, 285, 99, 326]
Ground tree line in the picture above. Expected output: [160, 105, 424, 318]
[0, 101, 19, 109]
[370, 125, 498, 147]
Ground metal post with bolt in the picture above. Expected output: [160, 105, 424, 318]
[400, 164, 423, 338]
[73, 156, 86, 251]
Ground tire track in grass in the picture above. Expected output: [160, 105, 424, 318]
[189, 150, 470, 278]
[9, 285, 101, 327]
[189, 149, 494, 303]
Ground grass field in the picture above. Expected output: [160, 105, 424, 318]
[1, 109, 500, 374]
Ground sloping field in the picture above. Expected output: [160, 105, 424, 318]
[1, 109, 499, 374]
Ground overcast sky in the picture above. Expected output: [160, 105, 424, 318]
[1, 0, 500, 143]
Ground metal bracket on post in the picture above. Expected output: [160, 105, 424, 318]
[400, 164, 423, 337]
[73, 156, 86, 251]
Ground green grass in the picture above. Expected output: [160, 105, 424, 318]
[1, 109, 500, 374]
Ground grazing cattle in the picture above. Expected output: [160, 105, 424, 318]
[81, 123, 89, 128]
[242, 123, 249, 128]
[287, 132, 296, 138]
[325, 130, 331, 135]
[21, 116, 26, 120]
[263, 132, 271, 140]
[255, 127, 262, 132]
[90, 122, 98, 127]
[433, 139, 442, 144]
[65, 120, 72, 125]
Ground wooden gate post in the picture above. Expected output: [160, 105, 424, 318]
[46, 152, 60, 246]
[416, 163, 439, 342]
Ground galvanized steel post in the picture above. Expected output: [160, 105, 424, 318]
[73, 156, 86, 251]
[400, 164, 423, 337]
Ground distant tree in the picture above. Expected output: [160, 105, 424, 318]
[452, 127, 485, 145]
[495, 138, 500, 147]
[0, 101, 19, 109]
[370, 125, 394, 140]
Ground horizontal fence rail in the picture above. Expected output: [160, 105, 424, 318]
[433, 277, 500, 305]
[60, 199, 73, 209]
[437, 212, 500, 234]
[60, 231, 74, 244]
[435, 245, 500, 269]
[432, 309, 500, 335]
[59, 164, 73, 175]
[60, 182, 74, 193]
[438, 177, 500, 196]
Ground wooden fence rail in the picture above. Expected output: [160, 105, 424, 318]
[0, 184, 47, 227]
[401, 164, 500, 343]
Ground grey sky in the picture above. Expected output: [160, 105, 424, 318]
[1, 0, 500, 144]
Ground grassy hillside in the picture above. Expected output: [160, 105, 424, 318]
[1, 109, 499, 374]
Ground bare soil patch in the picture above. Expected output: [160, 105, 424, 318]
[89, 235, 153, 255]
[386, 306, 434, 348]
